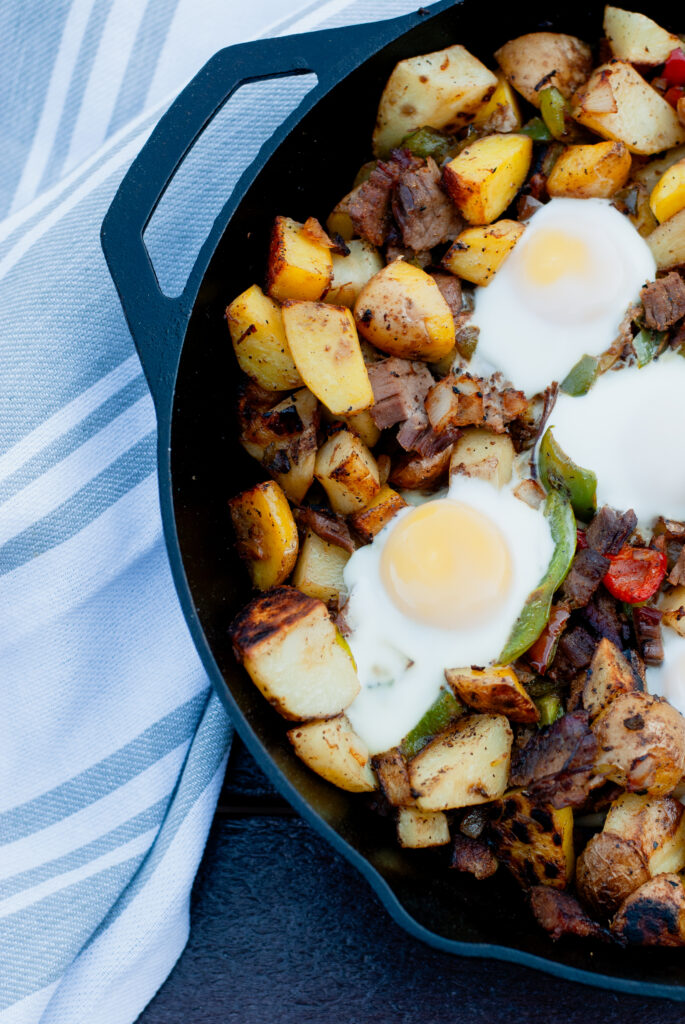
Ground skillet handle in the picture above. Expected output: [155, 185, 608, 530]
[100, 11, 444, 417]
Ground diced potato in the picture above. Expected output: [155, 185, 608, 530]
[445, 666, 539, 724]
[632, 144, 685, 194]
[583, 637, 640, 719]
[389, 446, 452, 490]
[646, 207, 685, 270]
[348, 484, 407, 542]
[472, 72, 522, 132]
[226, 284, 302, 391]
[408, 713, 513, 811]
[491, 790, 574, 889]
[449, 427, 515, 488]
[650, 158, 685, 223]
[266, 216, 333, 302]
[229, 586, 360, 720]
[442, 220, 524, 286]
[372, 44, 498, 157]
[282, 301, 373, 416]
[325, 240, 384, 308]
[397, 807, 450, 848]
[611, 873, 685, 946]
[238, 387, 319, 505]
[229, 481, 298, 591]
[344, 409, 381, 449]
[373, 747, 413, 807]
[325, 188, 360, 242]
[660, 584, 685, 637]
[572, 62, 685, 156]
[288, 715, 376, 792]
[354, 261, 455, 361]
[592, 691, 685, 795]
[547, 141, 632, 199]
[315, 429, 380, 515]
[495, 32, 592, 109]
[604, 6, 681, 66]
[292, 529, 350, 606]
[443, 134, 533, 224]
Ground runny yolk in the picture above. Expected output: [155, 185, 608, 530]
[380, 500, 513, 630]
[521, 227, 590, 286]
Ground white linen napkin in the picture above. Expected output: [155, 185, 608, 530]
[0, 0, 429, 1020]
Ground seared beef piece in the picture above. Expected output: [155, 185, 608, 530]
[294, 506, 357, 553]
[567, 671, 586, 712]
[429, 271, 463, 322]
[392, 157, 463, 251]
[509, 383, 558, 454]
[509, 710, 600, 808]
[530, 887, 611, 942]
[586, 506, 637, 556]
[671, 319, 685, 351]
[348, 149, 423, 246]
[633, 606, 664, 666]
[460, 804, 493, 840]
[368, 358, 434, 430]
[580, 588, 631, 648]
[450, 834, 498, 880]
[547, 625, 597, 682]
[641, 272, 685, 331]
[560, 549, 610, 610]
[669, 546, 685, 585]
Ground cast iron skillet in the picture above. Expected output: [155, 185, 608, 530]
[102, 0, 685, 998]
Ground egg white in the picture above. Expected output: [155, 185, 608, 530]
[471, 197, 656, 397]
[647, 628, 685, 719]
[343, 476, 554, 754]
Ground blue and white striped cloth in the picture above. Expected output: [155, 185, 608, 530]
[0, 0, 427, 1020]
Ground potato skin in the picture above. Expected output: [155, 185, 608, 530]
[612, 874, 685, 946]
[576, 832, 650, 916]
[495, 32, 592, 109]
[592, 692, 685, 795]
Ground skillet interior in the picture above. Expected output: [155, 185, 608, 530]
[170, 0, 685, 991]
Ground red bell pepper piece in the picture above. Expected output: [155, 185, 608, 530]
[603, 546, 667, 603]
[664, 47, 685, 86]
[527, 604, 571, 675]
[665, 85, 685, 109]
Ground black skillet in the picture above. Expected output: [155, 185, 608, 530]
[101, 0, 685, 998]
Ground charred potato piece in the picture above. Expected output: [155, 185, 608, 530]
[397, 806, 450, 848]
[494, 32, 592, 109]
[288, 715, 376, 792]
[583, 637, 640, 720]
[373, 747, 413, 807]
[239, 387, 319, 505]
[443, 134, 533, 225]
[442, 220, 524, 286]
[612, 873, 685, 946]
[325, 240, 384, 308]
[604, 6, 681, 66]
[592, 691, 685, 795]
[650, 158, 685, 224]
[314, 429, 380, 515]
[408, 713, 513, 811]
[547, 141, 631, 200]
[226, 284, 302, 391]
[229, 586, 360, 720]
[389, 446, 452, 491]
[229, 481, 299, 591]
[646, 207, 685, 271]
[660, 584, 685, 637]
[491, 790, 574, 889]
[292, 529, 350, 607]
[267, 216, 333, 302]
[372, 44, 497, 157]
[354, 261, 455, 362]
[282, 301, 373, 416]
[348, 484, 408, 542]
[572, 62, 685, 156]
[449, 428, 515, 489]
[472, 72, 522, 133]
[445, 666, 539, 724]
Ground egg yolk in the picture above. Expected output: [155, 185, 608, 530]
[380, 500, 513, 629]
[521, 228, 590, 286]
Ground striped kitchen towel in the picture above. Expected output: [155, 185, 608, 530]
[0, 0, 428, 1021]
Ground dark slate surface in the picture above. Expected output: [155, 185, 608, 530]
[137, 739, 684, 1024]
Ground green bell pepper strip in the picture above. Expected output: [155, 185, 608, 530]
[498, 490, 576, 666]
[400, 126, 454, 163]
[539, 87, 575, 141]
[633, 328, 667, 368]
[538, 427, 597, 522]
[536, 693, 564, 727]
[560, 354, 600, 396]
[520, 116, 553, 142]
[400, 688, 464, 760]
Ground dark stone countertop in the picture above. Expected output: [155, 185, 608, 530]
[137, 738, 684, 1024]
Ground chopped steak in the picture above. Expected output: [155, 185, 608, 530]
[450, 834, 498, 880]
[669, 546, 685, 585]
[580, 588, 631, 648]
[509, 710, 600, 808]
[586, 506, 637, 556]
[426, 372, 527, 436]
[294, 506, 357, 553]
[392, 157, 463, 251]
[560, 549, 610, 610]
[367, 357, 434, 430]
[641, 272, 685, 331]
[548, 625, 597, 682]
[633, 606, 664, 666]
[530, 887, 611, 942]
[348, 149, 422, 246]
[429, 271, 463, 322]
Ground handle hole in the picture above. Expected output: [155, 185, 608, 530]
[143, 73, 318, 298]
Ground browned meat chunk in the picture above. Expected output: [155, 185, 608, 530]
[392, 157, 463, 251]
[669, 547, 685, 586]
[560, 549, 610, 610]
[367, 358, 434, 430]
[450, 834, 498, 880]
[293, 506, 356, 553]
[633, 606, 664, 666]
[530, 886, 611, 942]
[389, 445, 453, 490]
[548, 625, 597, 682]
[641, 272, 685, 331]
[429, 271, 463, 322]
[348, 149, 422, 246]
[509, 710, 600, 808]
[580, 588, 631, 649]
[426, 372, 527, 436]
[586, 506, 637, 556]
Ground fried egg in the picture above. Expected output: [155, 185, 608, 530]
[471, 197, 656, 396]
[548, 354, 685, 524]
[343, 476, 554, 753]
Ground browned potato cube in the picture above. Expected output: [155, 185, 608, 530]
[396, 807, 450, 848]
[348, 484, 407, 542]
[492, 790, 574, 889]
[287, 715, 376, 792]
[647, 208, 685, 271]
[325, 240, 384, 308]
[239, 387, 319, 505]
[292, 529, 350, 606]
[445, 666, 539, 724]
[389, 446, 452, 491]
[442, 134, 532, 225]
[495, 32, 592, 108]
[267, 216, 332, 302]
[449, 428, 515, 489]
[226, 284, 302, 391]
[604, 6, 682, 66]
[611, 874, 685, 946]
[315, 429, 380, 515]
[660, 584, 685, 637]
[583, 637, 639, 719]
[229, 480, 298, 591]
[546, 141, 632, 199]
